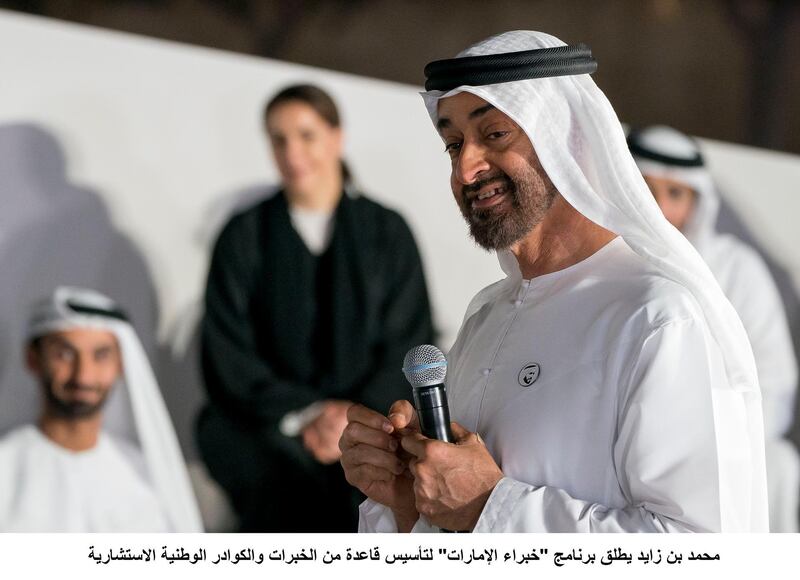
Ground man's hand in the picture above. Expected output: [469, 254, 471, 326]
[302, 400, 352, 464]
[402, 422, 503, 531]
[339, 402, 419, 531]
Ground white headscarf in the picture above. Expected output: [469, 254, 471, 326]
[629, 125, 720, 253]
[421, 31, 767, 531]
[18, 286, 203, 532]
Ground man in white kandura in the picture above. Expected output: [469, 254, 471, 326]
[0, 286, 203, 532]
[628, 125, 799, 532]
[339, 30, 768, 532]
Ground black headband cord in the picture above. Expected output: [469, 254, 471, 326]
[424, 43, 597, 91]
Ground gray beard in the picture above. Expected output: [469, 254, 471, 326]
[460, 171, 557, 251]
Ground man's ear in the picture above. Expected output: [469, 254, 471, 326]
[112, 338, 124, 382]
[25, 343, 41, 375]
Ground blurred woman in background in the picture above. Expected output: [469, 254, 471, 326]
[196, 84, 434, 532]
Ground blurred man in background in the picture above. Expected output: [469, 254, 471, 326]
[0, 286, 202, 532]
[629, 125, 799, 532]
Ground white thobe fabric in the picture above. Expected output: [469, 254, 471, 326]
[703, 237, 797, 438]
[361, 237, 743, 532]
[0, 425, 169, 532]
[359, 30, 767, 533]
[697, 237, 798, 533]
[633, 127, 798, 531]
[0, 286, 203, 532]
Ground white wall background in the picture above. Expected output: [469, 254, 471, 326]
[1, 10, 798, 456]
[0, 9, 506, 347]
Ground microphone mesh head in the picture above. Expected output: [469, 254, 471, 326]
[402, 344, 447, 388]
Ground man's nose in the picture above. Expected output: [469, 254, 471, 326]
[455, 141, 491, 185]
[72, 357, 95, 385]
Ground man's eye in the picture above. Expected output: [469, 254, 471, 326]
[444, 142, 461, 154]
[668, 187, 685, 200]
[487, 131, 509, 140]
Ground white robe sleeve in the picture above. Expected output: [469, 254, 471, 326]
[473, 318, 727, 532]
[720, 245, 798, 438]
[358, 499, 438, 533]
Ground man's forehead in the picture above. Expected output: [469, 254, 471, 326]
[643, 173, 695, 191]
[437, 91, 488, 111]
[42, 328, 118, 347]
[436, 92, 509, 130]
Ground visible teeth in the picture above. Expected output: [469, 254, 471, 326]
[477, 186, 505, 201]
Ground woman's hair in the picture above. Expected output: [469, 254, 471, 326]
[264, 84, 352, 183]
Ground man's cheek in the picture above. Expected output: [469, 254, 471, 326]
[452, 191, 469, 214]
[450, 180, 461, 203]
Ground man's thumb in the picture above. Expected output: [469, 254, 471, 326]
[387, 399, 419, 432]
[450, 421, 475, 443]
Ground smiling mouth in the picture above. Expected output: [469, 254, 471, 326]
[64, 383, 102, 394]
[471, 182, 511, 210]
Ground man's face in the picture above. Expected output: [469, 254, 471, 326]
[27, 328, 122, 419]
[643, 174, 697, 231]
[436, 92, 557, 250]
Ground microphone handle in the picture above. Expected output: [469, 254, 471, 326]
[412, 384, 454, 443]
[411, 384, 466, 533]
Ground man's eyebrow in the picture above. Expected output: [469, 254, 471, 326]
[437, 104, 497, 131]
[468, 104, 496, 119]
[44, 336, 70, 348]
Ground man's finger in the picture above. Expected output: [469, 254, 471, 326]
[338, 421, 397, 452]
[346, 443, 405, 475]
[346, 464, 396, 485]
[347, 403, 394, 434]
[407, 457, 423, 480]
[387, 399, 419, 432]
[399, 431, 429, 458]
[450, 421, 472, 442]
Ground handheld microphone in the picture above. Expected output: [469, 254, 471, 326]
[402, 345, 453, 443]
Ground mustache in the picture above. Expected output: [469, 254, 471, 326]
[63, 381, 104, 393]
[462, 173, 515, 200]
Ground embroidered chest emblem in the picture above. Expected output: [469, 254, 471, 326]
[518, 363, 541, 387]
